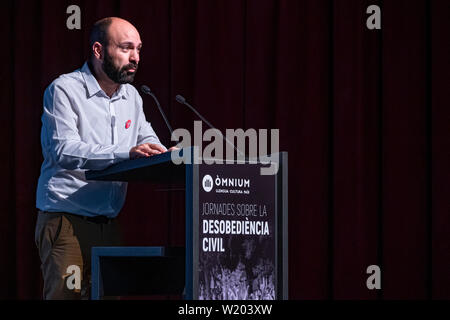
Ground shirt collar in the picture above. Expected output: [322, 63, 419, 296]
[81, 62, 129, 100]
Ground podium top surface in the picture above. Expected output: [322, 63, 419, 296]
[85, 148, 287, 183]
[85, 149, 185, 183]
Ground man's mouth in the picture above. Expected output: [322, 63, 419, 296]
[124, 65, 138, 73]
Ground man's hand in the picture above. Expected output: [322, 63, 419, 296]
[129, 143, 166, 159]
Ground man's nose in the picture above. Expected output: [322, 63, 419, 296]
[130, 49, 139, 64]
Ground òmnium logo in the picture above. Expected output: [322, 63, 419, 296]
[202, 175, 213, 192]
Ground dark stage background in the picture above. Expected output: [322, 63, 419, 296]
[0, 0, 448, 299]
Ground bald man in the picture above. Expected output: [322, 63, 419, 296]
[35, 18, 171, 299]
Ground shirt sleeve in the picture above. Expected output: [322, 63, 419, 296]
[136, 94, 167, 150]
[42, 80, 130, 171]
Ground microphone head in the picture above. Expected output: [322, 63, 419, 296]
[141, 85, 152, 95]
[175, 94, 186, 104]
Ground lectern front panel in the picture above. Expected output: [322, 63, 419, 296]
[193, 162, 278, 300]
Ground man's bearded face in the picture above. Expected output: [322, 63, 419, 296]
[102, 46, 138, 84]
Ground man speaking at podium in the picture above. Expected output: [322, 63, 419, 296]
[35, 17, 169, 299]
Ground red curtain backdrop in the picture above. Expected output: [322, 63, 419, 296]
[0, 0, 448, 299]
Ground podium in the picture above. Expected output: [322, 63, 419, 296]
[86, 147, 288, 300]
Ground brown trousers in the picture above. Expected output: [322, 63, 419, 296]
[35, 211, 122, 300]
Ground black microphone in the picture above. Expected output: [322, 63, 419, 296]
[141, 85, 173, 136]
[174, 94, 244, 156]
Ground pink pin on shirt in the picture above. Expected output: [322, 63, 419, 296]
[125, 120, 131, 129]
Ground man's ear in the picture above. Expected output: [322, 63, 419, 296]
[92, 42, 103, 60]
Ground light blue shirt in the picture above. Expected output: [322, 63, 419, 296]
[36, 62, 165, 217]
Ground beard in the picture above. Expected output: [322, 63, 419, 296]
[102, 49, 138, 84]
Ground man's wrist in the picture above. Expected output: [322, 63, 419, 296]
[114, 147, 131, 160]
